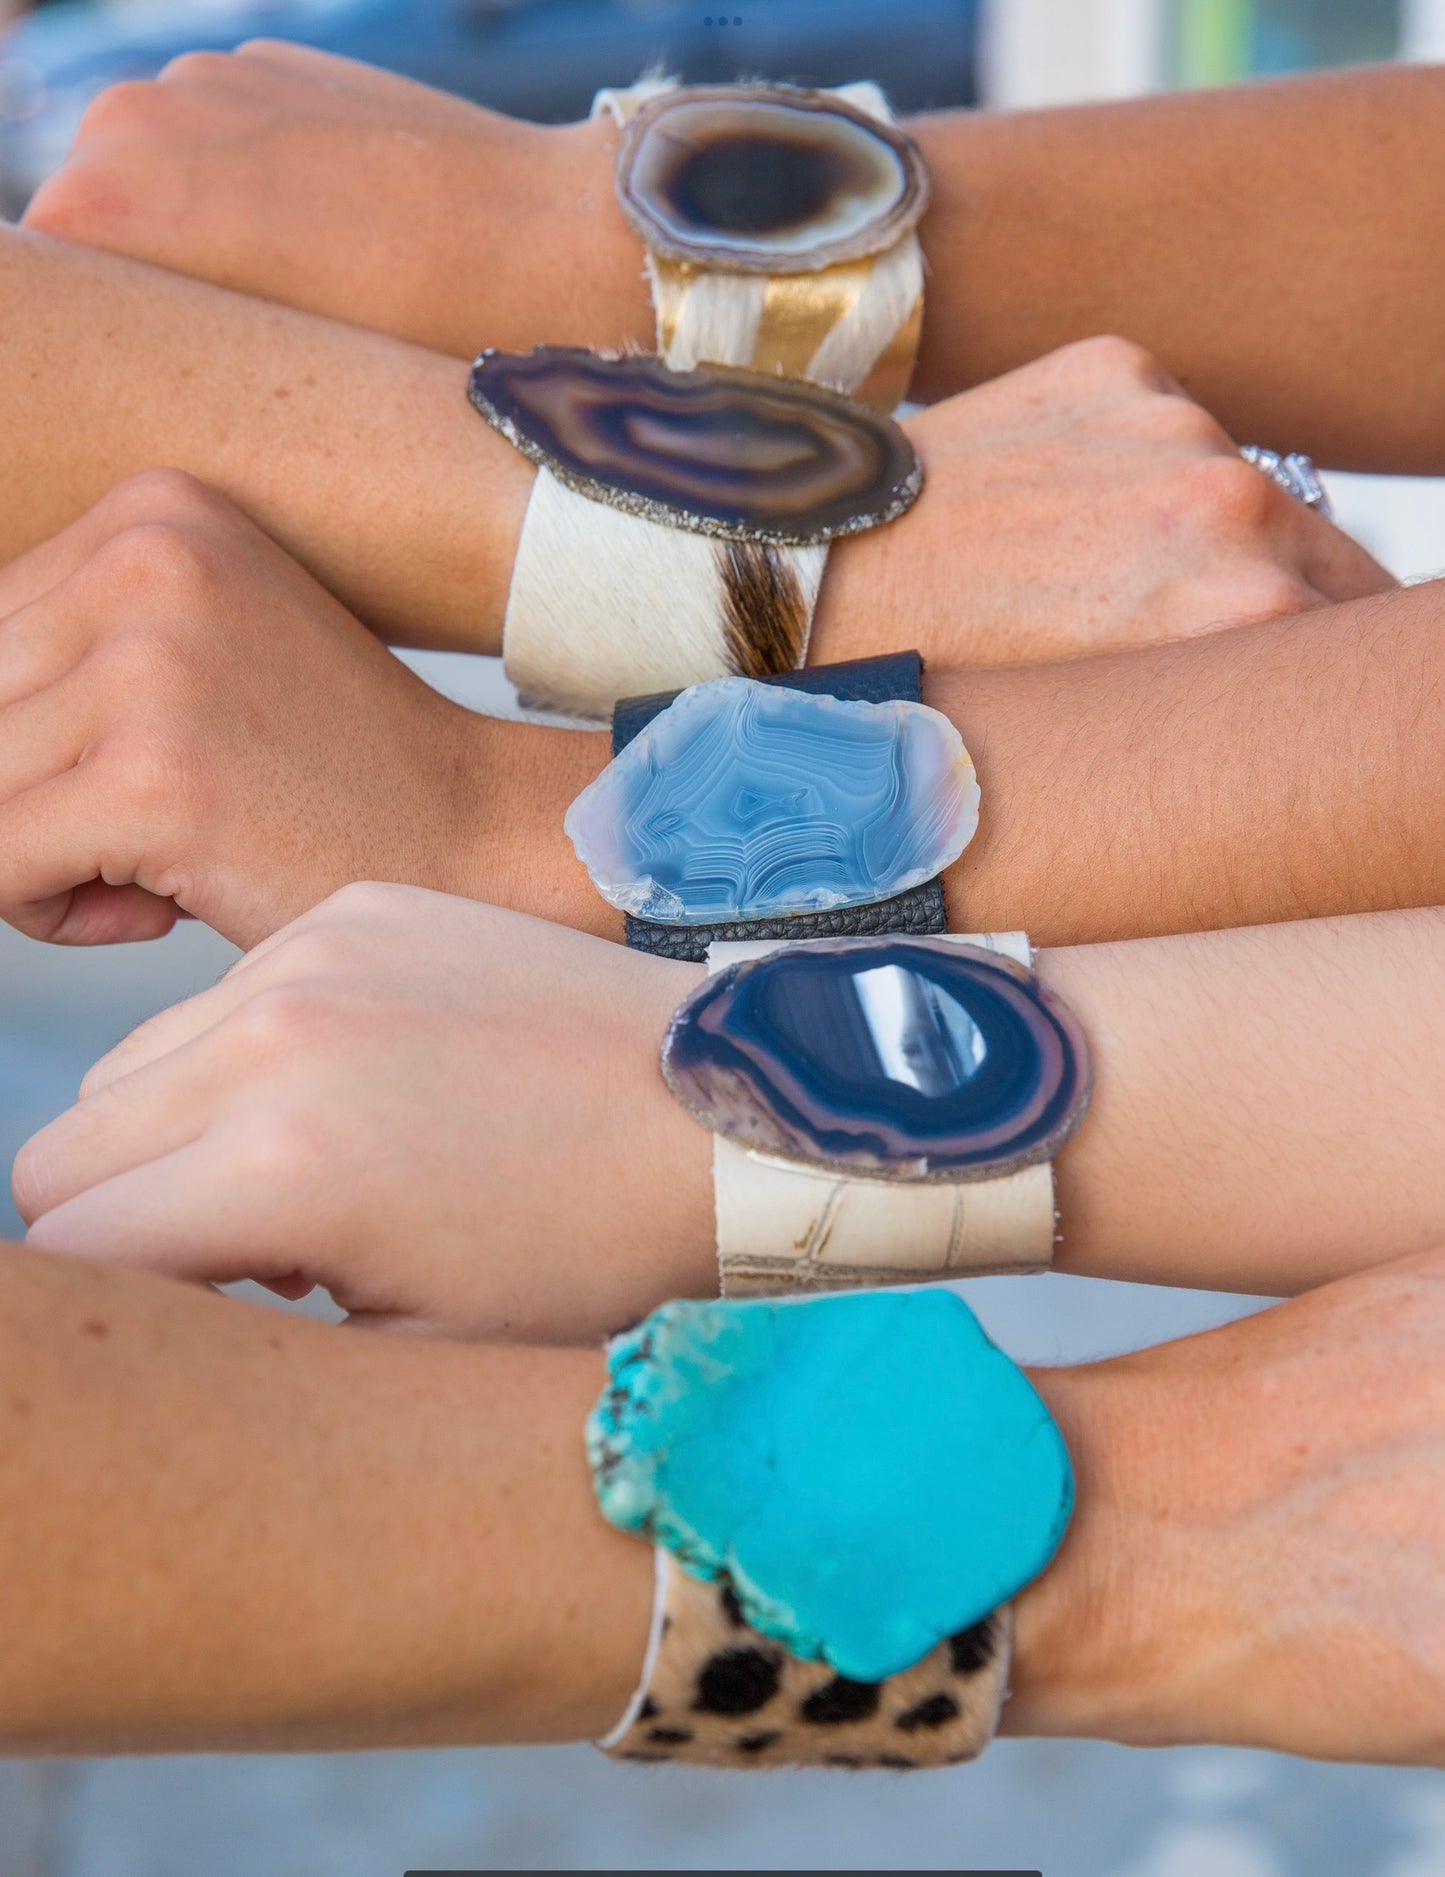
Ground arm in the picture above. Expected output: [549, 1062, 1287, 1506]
[27, 47, 1445, 468]
[0, 223, 1386, 664]
[0, 473, 1427, 949]
[14, 891, 1445, 1325]
[4, 1232, 1445, 1768]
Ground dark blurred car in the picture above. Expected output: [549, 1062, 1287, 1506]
[0, 0, 980, 214]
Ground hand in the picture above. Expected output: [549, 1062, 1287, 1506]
[13, 885, 715, 1341]
[23, 42, 648, 366]
[0, 468, 531, 949]
[821, 337, 1394, 663]
[1018, 1244, 1445, 1765]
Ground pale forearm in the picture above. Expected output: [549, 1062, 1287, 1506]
[1044, 908, 1445, 1295]
[0, 1244, 647, 1753]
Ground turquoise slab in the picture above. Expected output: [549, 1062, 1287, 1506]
[587, 1291, 1074, 1683]
[565, 677, 979, 925]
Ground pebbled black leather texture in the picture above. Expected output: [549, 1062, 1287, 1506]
[612, 651, 950, 959]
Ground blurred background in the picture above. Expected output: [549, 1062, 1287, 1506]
[1, 1, 1444, 1872]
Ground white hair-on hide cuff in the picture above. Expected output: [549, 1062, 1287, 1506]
[504, 468, 828, 719]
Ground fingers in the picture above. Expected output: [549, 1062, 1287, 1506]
[1292, 505, 1399, 604]
[13, 1039, 216, 1223]
[79, 971, 252, 1097]
[24, 1141, 311, 1291]
[0, 763, 177, 945]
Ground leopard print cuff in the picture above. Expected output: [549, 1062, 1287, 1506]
[599, 1551, 1011, 1770]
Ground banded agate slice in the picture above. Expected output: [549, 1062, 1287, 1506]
[468, 347, 920, 545]
[662, 937, 1092, 1180]
[587, 1291, 1074, 1682]
[566, 677, 977, 925]
[615, 85, 929, 272]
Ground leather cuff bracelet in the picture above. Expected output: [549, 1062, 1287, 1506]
[593, 78, 928, 415]
[590, 1291, 1073, 1770]
[666, 931, 1091, 1294]
[567, 652, 970, 961]
[471, 348, 920, 719]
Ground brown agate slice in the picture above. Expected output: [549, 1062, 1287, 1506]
[469, 347, 922, 546]
[615, 85, 928, 273]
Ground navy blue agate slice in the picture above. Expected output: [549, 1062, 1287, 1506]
[662, 938, 1092, 1181]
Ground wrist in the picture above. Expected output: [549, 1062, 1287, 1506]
[441, 710, 620, 939]
[509, 116, 654, 360]
[1003, 1353, 1203, 1747]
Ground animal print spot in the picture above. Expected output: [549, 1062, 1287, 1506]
[948, 1615, 996, 1676]
[639, 1694, 660, 1721]
[823, 1753, 864, 1768]
[648, 1725, 694, 1745]
[694, 1646, 782, 1715]
[876, 1753, 919, 1770]
[800, 1676, 880, 1725]
[896, 1691, 959, 1732]
[718, 1580, 747, 1628]
[735, 1729, 783, 1754]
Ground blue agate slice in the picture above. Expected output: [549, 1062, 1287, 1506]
[663, 936, 1091, 1180]
[587, 1290, 1075, 1683]
[565, 677, 979, 925]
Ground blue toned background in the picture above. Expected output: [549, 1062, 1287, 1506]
[3, 0, 1445, 1869]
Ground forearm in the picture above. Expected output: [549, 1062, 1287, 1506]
[1044, 909, 1445, 1295]
[910, 65, 1445, 466]
[0, 227, 526, 653]
[0, 1243, 648, 1753]
[474, 581, 1445, 950]
[0, 1234, 1311, 1763]
[36, 59, 1445, 468]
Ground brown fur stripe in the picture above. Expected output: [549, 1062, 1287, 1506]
[716, 539, 811, 679]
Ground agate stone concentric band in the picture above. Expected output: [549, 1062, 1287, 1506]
[614, 84, 930, 272]
[662, 936, 1093, 1182]
[468, 347, 921, 546]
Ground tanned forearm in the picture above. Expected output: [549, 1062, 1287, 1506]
[909, 64, 1445, 466]
[29, 54, 1445, 467]
[0, 1243, 648, 1754]
[0, 227, 526, 654]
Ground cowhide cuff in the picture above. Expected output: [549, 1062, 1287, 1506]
[600, 1551, 1011, 1770]
[593, 79, 926, 415]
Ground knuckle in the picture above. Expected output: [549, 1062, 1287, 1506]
[1140, 394, 1229, 450]
[230, 983, 341, 1061]
[89, 513, 226, 609]
[1222, 566, 1320, 625]
[1066, 333, 1170, 390]
[320, 880, 405, 923]
[96, 467, 225, 531]
[71, 77, 161, 143]
[1184, 452, 1280, 532]
[157, 49, 233, 88]
[227, 1105, 330, 1195]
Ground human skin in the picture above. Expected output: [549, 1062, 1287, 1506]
[14, 889, 1445, 1335]
[2, 1234, 1445, 1766]
[0, 226, 1388, 667]
[25, 45, 1445, 469]
[0, 472, 1430, 953]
